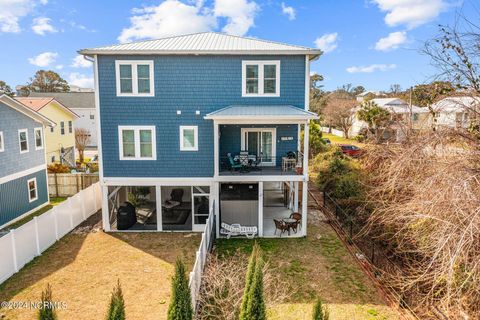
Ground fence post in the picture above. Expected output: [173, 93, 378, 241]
[34, 216, 41, 255]
[80, 190, 87, 220]
[10, 230, 18, 272]
[53, 206, 59, 240]
[54, 172, 59, 197]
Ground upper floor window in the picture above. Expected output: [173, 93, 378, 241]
[0, 131, 4, 152]
[118, 126, 156, 160]
[180, 126, 198, 151]
[18, 129, 29, 153]
[115, 60, 154, 97]
[28, 178, 38, 202]
[242, 60, 280, 97]
[60, 122, 65, 135]
[34, 128, 44, 150]
[68, 121, 73, 133]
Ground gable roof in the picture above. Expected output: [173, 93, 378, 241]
[29, 92, 95, 109]
[205, 105, 319, 120]
[355, 98, 428, 114]
[79, 32, 322, 58]
[0, 95, 55, 126]
[15, 97, 79, 118]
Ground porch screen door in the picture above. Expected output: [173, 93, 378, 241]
[192, 186, 210, 232]
[242, 128, 276, 166]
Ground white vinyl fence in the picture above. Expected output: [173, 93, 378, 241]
[0, 182, 101, 284]
[189, 200, 215, 311]
[321, 126, 346, 138]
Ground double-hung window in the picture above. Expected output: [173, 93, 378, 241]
[60, 122, 65, 135]
[180, 126, 198, 151]
[0, 131, 4, 152]
[68, 121, 73, 133]
[118, 126, 156, 160]
[34, 128, 43, 150]
[115, 60, 154, 97]
[28, 178, 38, 202]
[242, 61, 280, 97]
[18, 129, 28, 153]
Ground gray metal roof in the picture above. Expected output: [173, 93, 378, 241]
[205, 105, 318, 120]
[29, 92, 95, 109]
[79, 32, 322, 57]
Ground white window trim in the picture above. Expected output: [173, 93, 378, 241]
[0, 131, 4, 152]
[118, 125, 157, 160]
[27, 177, 38, 202]
[180, 126, 198, 151]
[242, 60, 280, 97]
[34, 127, 44, 150]
[18, 129, 29, 154]
[240, 128, 277, 166]
[115, 60, 155, 97]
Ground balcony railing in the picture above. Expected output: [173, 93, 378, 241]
[219, 153, 303, 176]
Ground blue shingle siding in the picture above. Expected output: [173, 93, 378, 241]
[0, 169, 48, 226]
[219, 124, 298, 166]
[0, 102, 46, 177]
[98, 55, 306, 177]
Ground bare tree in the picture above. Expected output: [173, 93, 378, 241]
[75, 128, 91, 163]
[323, 97, 357, 138]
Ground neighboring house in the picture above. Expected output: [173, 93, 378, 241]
[350, 98, 430, 141]
[30, 92, 97, 147]
[79, 32, 320, 237]
[15, 97, 79, 166]
[0, 94, 54, 228]
[431, 96, 480, 129]
[355, 90, 382, 102]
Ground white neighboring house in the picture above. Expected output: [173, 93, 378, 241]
[356, 90, 382, 102]
[350, 98, 430, 141]
[30, 92, 97, 147]
[431, 96, 480, 130]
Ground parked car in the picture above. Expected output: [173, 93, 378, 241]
[339, 144, 362, 157]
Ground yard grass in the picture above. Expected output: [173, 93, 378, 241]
[1, 197, 67, 231]
[0, 213, 201, 320]
[215, 207, 399, 320]
[323, 133, 365, 147]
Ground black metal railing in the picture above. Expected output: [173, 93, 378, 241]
[219, 154, 302, 175]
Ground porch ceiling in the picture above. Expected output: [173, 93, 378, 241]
[204, 105, 319, 122]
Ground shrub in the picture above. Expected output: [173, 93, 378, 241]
[312, 298, 329, 320]
[168, 259, 193, 320]
[47, 163, 71, 173]
[239, 243, 266, 320]
[38, 284, 57, 320]
[106, 280, 125, 320]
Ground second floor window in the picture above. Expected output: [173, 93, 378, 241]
[68, 121, 73, 133]
[34, 128, 43, 150]
[0, 131, 4, 152]
[115, 60, 154, 97]
[18, 129, 28, 153]
[60, 122, 65, 135]
[180, 126, 198, 151]
[242, 60, 280, 97]
[118, 126, 156, 160]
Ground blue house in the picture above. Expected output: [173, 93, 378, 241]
[80, 32, 320, 237]
[0, 94, 54, 228]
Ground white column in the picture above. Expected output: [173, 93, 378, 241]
[214, 182, 220, 238]
[301, 181, 308, 236]
[303, 121, 310, 178]
[258, 181, 263, 237]
[294, 181, 299, 212]
[102, 185, 110, 231]
[214, 122, 219, 177]
[156, 186, 162, 231]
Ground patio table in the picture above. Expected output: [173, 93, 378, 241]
[282, 218, 298, 235]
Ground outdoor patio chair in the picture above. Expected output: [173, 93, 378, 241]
[220, 222, 257, 239]
[289, 212, 302, 231]
[227, 153, 243, 172]
[273, 219, 289, 237]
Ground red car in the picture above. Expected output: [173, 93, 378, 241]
[339, 144, 362, 157]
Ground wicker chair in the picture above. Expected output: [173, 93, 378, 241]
[274, 219, 289, 237]
[289, 212, 302, 231]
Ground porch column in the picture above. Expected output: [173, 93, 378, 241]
[102, 185, 110, 231]
[301, 181, 308, 236]
[156, 186, 162, 231]
[303, 121, 310, 178]
[214, 122, 219, 177]
[258, 181, 264, 237]
[294, 181, 299, 212]
[214, 182, 220, 238]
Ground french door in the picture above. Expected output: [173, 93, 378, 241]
[241, 128, 276, 166]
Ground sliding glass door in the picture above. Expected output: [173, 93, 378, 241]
[241, 128, 276, 166]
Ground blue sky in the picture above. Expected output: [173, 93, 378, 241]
[0, 0, 475, 92]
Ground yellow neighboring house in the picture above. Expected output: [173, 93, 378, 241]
[15, 97, 79, 166]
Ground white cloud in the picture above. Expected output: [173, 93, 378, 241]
[118, 0, 216, 43]
[32, 17, 57, 35]
[68, 73, 94, 88]
[213, 0, 259, 35]
[71, 55, 92, 68]
[28, 52, 58, 67]
[372, 0, 447, 29]
[346, 64, 396, 73]
[281, 2, 295, 20]
[55, 64, 63, 70]
[375, 31, 407, 51]
[314, 33, 338, 53]
[0, 0, 48, 33]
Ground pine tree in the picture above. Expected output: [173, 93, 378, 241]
[239, 243, 258, 318]
[38, 284, 57, 320]
[167, 259, 193, 320]
[106, 280, 125, 320]
[239, 243, 266, 320]
[312, 298, 329, 320]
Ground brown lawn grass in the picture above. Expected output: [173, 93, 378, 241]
[0, 213, 200, 320]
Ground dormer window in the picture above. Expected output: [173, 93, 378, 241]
[115, 60, 154, 97]
[242, 60, 280, 97]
